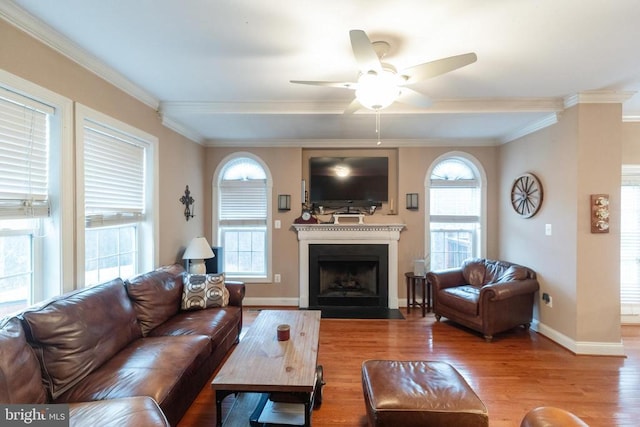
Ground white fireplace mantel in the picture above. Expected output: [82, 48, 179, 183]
[294, 223, 405, 308]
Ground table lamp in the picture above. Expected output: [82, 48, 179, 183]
[182, 237, 215, 274]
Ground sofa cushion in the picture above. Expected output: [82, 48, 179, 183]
[461, 259, 486, 286]
[438, 285, 480, 316]
[69, 396, 170, 427]
[0, 317, 47, 404]
[55, 335, 211, 414]
[496, 265, 529, 282]
[20, 278, 142, 400]
[181, 273, 229, 310]
[125, 264, 185, 336]
[149, 305, 241, 344]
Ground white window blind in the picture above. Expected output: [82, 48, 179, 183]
[621, 165, 640, 309]
[219, 180, 267, 224]
[83, 120, 145, 227]
[0, 87, 52, 218]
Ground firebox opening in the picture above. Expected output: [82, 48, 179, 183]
[309, 244, 388, 308]
[319, 260, 378, 298]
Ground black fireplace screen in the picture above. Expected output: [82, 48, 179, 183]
[309, 244, 388, 308]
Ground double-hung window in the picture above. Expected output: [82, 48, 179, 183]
[216, 156, 270, 280]
[0, 88, 51, 315]
[76, 104, 157, 287]
[429, 156, 483, 270]
[621, 164, 640, 322]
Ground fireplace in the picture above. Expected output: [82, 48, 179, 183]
[294, 223, 405, 309]
[309, 244, 388, 308]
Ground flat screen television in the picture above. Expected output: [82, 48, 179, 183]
[309, 156, 388, 208]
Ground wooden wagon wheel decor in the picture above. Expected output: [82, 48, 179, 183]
[510, 173, 543, 218]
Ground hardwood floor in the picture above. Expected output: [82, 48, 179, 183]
[178, 307, 640, 427]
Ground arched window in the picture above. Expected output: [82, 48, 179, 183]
[428, 155, 484, 270]
[215, 155, 271, 280]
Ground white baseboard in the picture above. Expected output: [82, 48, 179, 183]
[532, 320, 626, 356]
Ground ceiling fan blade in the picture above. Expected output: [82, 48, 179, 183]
[349, 30, 382, 74]
[290, 80, 356, 89]
[400, 52, 477, 85]
[344, 98, 363, 114]
[396, 88, 433, 108]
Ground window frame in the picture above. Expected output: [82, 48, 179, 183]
[425, 152, 487, 270]
[621, 164, 640, 323]
[0, 70, 73, 303]
[75, 103, 158, 288]
[212, 152, 273, 283]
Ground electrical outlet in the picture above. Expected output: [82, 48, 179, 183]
[274, 274, 281, 283]
[542, 292, 553, 307]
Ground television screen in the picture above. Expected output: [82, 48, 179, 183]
[309, 157, 388, 208]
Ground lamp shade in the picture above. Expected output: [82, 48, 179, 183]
[182, 237, 215, 260]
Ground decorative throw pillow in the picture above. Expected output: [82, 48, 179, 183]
[181, 273, 229, 310]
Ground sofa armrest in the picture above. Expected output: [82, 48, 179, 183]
[225, 281, 246, 307]
[480, 279, 539, 302]
[427, 268, 466, 291]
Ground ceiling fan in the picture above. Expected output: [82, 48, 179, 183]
[291, 29, 477, 113]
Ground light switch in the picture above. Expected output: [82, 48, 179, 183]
[275, 220, 281, 229]
[545, 224, 552, 236]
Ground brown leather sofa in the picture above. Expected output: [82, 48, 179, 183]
[427, 258, 539, 341]
[0, 264, 245, 426]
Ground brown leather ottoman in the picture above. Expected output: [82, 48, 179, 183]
[520, 406, 589, 426]
[361, 360, 488, 427]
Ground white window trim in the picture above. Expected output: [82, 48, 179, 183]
[75, 103, 158, 287]
[425, 151, 487, 264]
[212, 152, 273, 283]
[0, 69, 73, 299]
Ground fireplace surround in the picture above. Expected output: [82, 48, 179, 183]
[294, 223, 405, 309]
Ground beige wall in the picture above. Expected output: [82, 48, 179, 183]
[499, 104, 623, 346]
[205, 144, 498, 302]
[1, 19, 205, 272]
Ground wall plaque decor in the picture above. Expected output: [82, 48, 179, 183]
[591, 194, 610, 233]
[511, 173, 543, 218]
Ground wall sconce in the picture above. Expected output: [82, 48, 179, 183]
[278, 194, 291, 211]
[406, 193, 419, 210]
[180, 185, 194, 221]
[591, 194, 609, 233]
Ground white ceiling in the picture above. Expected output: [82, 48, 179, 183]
[4, 0, 640, 147]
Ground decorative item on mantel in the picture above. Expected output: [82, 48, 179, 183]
[591, 194, 610, 233]
[180, 185, 195, 221]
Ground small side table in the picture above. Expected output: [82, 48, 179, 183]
[405, 272, 431, 317]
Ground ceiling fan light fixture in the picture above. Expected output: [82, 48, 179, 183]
[355, 70, 401, 110]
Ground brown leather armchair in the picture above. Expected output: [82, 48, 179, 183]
[427, 258, 539, 342]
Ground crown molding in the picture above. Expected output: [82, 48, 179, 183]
[0, 2, 159, 110]
[564, 90, 636, 108]
[161, 98, 564, 116]
[500, 113, 560, 144]
[160, 115, 204, 144]
[202, 137, 499, 148]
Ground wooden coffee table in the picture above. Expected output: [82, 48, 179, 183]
[211, 309, 322, 426]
